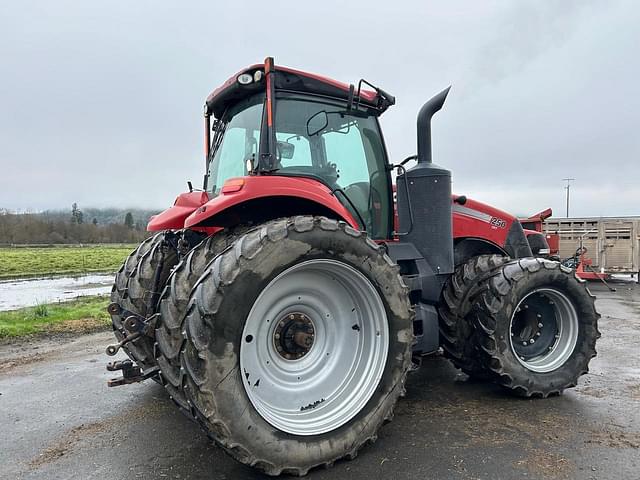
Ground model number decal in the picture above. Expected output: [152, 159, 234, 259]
[490, 217, 507, 229]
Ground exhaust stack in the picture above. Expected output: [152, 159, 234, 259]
[396, 87, 454, 287]
[417, 86, 451, 164]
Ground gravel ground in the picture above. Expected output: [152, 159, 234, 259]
[0, 281, 638, 480]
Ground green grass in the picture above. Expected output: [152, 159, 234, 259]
[0, 245, 136, 279]
[0, 296, 111, 338]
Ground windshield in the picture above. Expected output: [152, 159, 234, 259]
[274, 97, 391, 238]
[206, 95, 263, 195]
[205, 94, 392, 239]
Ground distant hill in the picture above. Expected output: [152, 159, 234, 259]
[34, 208, 161, 228]
[0, 207, 161, 244]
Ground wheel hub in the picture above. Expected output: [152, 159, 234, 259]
[273, 312, 315, 360]
[240, 259, 389, 436]
[511, 298, 557, 359]
[509, 288, 579, 373]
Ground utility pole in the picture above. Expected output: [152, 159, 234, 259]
[562, 178, 575, 218]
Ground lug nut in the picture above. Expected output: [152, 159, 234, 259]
[529, 338, 535, 344]
[536, 314, 542, 319]
[536, 332, 541, 337]
[538, 322, 544, 328]
[522, 341, 528, 346]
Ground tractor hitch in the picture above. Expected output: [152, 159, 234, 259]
[105, 302, 158, 356]
[105, 330, 142, 356]
[106, 360, 159, 387]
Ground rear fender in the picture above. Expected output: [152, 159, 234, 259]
[147, 191, 209, 231]
[185, 176, 358, 229]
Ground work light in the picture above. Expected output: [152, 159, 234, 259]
[237, 73, 253, 85]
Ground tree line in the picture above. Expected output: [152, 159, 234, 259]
[0, 205, 157, 244]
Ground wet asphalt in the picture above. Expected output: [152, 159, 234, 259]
[0, 282, 638, 480]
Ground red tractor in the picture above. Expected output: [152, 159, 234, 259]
[107, 57, 600, 475]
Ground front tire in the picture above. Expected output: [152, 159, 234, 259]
[439, 254, 509, 378]
[469, 258, 600, 397]
[181, 217, 413, 475]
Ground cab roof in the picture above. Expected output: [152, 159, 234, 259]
[205, 62, 390, 118]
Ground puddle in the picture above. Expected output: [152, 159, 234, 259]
[0, 274, 114, 311]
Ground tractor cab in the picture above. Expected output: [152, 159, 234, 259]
[203, 59, 395, 238]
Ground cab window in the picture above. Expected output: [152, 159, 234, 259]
[274, 97, 391, 238]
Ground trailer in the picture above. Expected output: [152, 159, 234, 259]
[543, 216, 640, 282]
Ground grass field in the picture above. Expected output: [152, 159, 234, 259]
[0, 296, 111, 338]
[0, 245, 136, 279]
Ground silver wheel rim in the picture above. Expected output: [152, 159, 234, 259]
[240, 259, 389, 436]
[509, 288, 579, 373]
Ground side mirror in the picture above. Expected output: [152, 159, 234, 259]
[276, 141, 295, 159]
[307, 111, 328, 136]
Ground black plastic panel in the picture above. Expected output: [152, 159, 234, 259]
[396, 164, 454, 278]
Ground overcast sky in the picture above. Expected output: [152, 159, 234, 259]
[1, 1, 638, 218]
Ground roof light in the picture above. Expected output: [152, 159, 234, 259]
[253, 70, 263, 82]
[221, 177, 245, 193]
[237, 73, 253, 85]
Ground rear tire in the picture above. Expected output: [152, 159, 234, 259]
[110, 232, 179, 371]
[438, 254, 509, 378]
[156, 228, 246, 410]
[181, 216, 413, 475]
[469, 258, 600, 397]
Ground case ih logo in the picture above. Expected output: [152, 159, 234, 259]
[490, 217, 507, 229]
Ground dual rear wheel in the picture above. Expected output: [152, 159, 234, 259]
[158, 217, 413, 475]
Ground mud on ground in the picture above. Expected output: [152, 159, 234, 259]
[0, 282, 638, 480]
